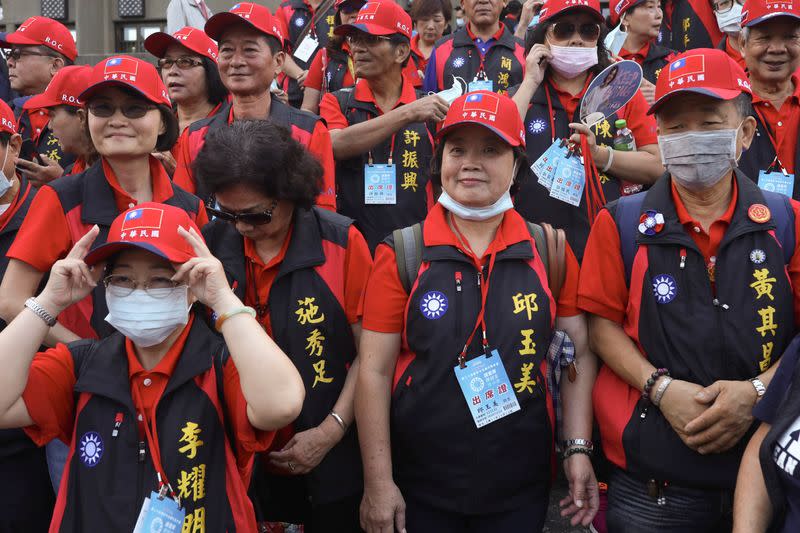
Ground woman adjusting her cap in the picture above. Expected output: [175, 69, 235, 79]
[0, 203, 304, 531]
[356, 90, 599, 532]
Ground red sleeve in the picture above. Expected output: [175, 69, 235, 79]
[194, 202, 209, 228]
[309, 121, 337, 211]
[788, 199, 800, 322]
[172, 128, 196, 194]
[362, 243, 408, 333]
[21, 344, 76, 446]
[6, 185, 72, 272]
[223, 358, 276, 456]
[344, 225, 373, 324]
[556, 242, 581, 317]
[306, 51, 324, 91]
[622, 92, 658, 147]
[319, 92, 349, 131]
[577, 208, 629, 324]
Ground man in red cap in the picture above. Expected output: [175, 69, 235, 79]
[737, 0, 800, 197]
[423, 0, 526, 94]
[0, 97, 55, 533]
[172, 2, 337, 212]
[319, 0, 448, 252]
[2, 17, 77, 181]
[579, 48, 800, 532]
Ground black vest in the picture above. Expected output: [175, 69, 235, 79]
[666, 0, 715, 52]
[55, 319, 248, 532]
[517, 80, 625, 261]
[13, 97, 76, 170]
[739, 112, 800, 200]
[203, 207, 363, 503]
[640, 43, 675, 84]
[322, 48, 351, 94]
[389, 218, 554, 514]
[331, 86, 434, 251]
[281, 0, 336, 107]
[609, 173, 796, 488]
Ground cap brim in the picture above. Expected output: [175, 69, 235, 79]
[334, 23, 397, 36]
[205, 12, 263, 41]
[2, 32, 43, 47]
[22, 92, 60, 110]
[647, 87, 743, 115]
[744, 11, 800, 27]
[144, 32, 181, 58]
[79, 80, 162, 106]
[85, 241, 193, 266]
[436, 121, 523, 148]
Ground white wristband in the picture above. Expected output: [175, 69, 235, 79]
[601, 145, 615, 173]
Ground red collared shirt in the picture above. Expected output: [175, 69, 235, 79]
[751, 73, 800, 174]
[320, 73, 419, 128]
[620, 41, 651, 65]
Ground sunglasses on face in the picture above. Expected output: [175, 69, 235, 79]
[87, 102, 158, 119]
[346, 33, 393, 47]
[157, 56, 204, 70]
[549, 21, 601, 41]
[207, 200, 279, 226]
[6, 48, 58, 61]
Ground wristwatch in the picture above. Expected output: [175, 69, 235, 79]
[750, 378, 767, 400]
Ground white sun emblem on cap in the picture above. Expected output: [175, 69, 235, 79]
[452, 56, 466, 69]
[420, 291, 448, 319]
[652, 274, 677, 304]
[528, 119, 547, 135]
[79, 431, 104, 467]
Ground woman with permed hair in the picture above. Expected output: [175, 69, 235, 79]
[197, 119, 372, 532]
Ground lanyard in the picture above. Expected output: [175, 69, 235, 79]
[131, 384, 179, 503]
[450, 214, 497, 367]
[543, 84, 559, 143]
[367, 128, 397, 165]
[754, 107, 790, 174]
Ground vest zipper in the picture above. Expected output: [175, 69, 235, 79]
[137, 439, 146, 506]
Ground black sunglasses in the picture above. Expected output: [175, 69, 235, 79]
[550, 22, 601, 41]
[157, 56, 204, 70]
[87, 101, 158, 119]
[207, 200, 279, 226]
[7, 48, 58, 61]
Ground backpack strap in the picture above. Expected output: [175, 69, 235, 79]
[764, 192, 796, 265]
[613, 194, 647, 285]
[526, 221, 567, 303]
[392, 223, 424, 294]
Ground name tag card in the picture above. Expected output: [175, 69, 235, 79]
[364, 164, 397, 205]
[454, 349, 521, 428]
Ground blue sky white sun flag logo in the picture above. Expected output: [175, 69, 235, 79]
[420, 291, 448, 319]
[652, 274, 678, 304]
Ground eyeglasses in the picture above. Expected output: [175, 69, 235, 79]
[103, 275, 183, 298]
[346, 33, 393, 47]
[157, 56, 204, 70]
[87, 101, 158, 119]
[7, 48, 58, 61]
[549, 22, 601, 41]
[712, 0, 744, 13]
[207, 200, 279, 226]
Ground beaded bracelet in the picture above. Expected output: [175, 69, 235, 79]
[562, 446, 593, 459]
[642, 368, 670, 402]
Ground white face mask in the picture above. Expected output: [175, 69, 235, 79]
[715, 4, 743, 34]
[547, 43, 599, 79]
[439, 161, 517, 221]
[658, 127, 741, 191]
[105, 285, 190, 348]
[604, 23, 628, 56]
[0, 145, 14, 198]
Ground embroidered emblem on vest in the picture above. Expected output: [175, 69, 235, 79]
[452, 56, 466, 68]
[420, 291, 448, 319]
[79, 431, 104, 467]
[653, 274, 678, 304]
[528, 119, 547, 135]
[750, 249, 767, 264]
[638, 210, 665, 235]
[748, 204, 771, 224]
[295, 17, 306, 26]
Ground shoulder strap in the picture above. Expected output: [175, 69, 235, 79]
[526, 221, 567, 303]
[764, 192, 796, 265]
[292, 0, 337, 48]
[614, 194, 647, 285]
[392, 223, 424, 294]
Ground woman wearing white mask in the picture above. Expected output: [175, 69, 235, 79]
[712, 0, 746, 69]
[356, 91, 599, 533]
[0, 202, 305, 531]
[511, 0, 664, 262]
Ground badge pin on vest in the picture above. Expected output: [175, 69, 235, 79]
[433, 75, 468, 105]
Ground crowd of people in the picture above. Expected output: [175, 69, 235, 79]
[0, 0, 799, 531]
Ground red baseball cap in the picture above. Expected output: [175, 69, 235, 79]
[23, 65, 92, 110]
[144, 26, 219, 62]
[334, 0, 413, 39]
[648, 48, 752, 115]
[539, 0, 604, 24]
[0, 100, 18, 135]
[79, 56, 171, 107]
[205, 2, 285, 46]
[741, 0, 800, 27]
[336, 0, 367, 10]
[437, 91, 526, 148]
[2, 17, 76, 61]
[85, 203, 202, 266]
[609, 0, 647, 25]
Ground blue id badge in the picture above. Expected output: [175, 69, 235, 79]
[133, 492, 185, 533]
[758, 169, 795, 199]
[364, 164, 397, 205]
[549, 153, 585, 207]
[468, 79, 494, 92]
[454, 349, 521, 428]
[531, 139, 568, 190]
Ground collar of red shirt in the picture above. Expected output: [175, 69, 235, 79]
[620, 41, 650, 63]
[670, 176, 739, 229]
[243, 225, 294, 269]
[102, 155, 175, 211]
[411, 33, 424, 57]
[751, 72, 800, 107]
[422, 203, 532, 259]
[126, 314, 196, 380]
[354, 75, 418, 110]
[465, 22, 505, 43]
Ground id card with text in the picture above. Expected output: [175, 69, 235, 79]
[454, 350, 521, 428]
[364, 164, 397, 204]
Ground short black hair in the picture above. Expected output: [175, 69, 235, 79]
[410, 0, 453, 23]
[525, 13, 612, 76]
[0, 132, 10, 147]
[201, 56, 229, 106]
[430, 139, 529, 196]
[194, 120, 322, 210]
